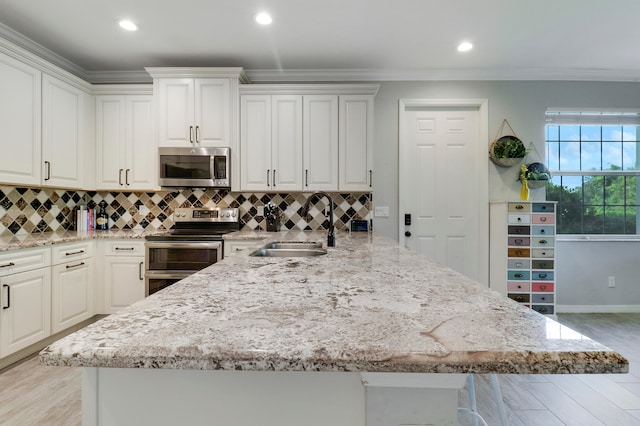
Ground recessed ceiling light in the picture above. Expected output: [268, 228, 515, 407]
[457, 42, 473, 52]
[255, 12, 272, 25]
[119, 20, 138, 31]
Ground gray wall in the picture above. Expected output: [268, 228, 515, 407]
[371, 80, 640, 310]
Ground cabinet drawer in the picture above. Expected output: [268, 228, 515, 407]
[508, 270, 530, 280]
[531, 248, 554, 258]
[507, 225, 530, 235]
[52, 242, 93, 264]
[532, 214, 555, 224]
[508, 293, 530, 303]
[532, 237, 554, 248]
[104, 241, 145, 256]
[508, 214, 531, 225]
[508, 248, 530, 258]
[532, 271, 553, 280]
[0, 247, 51, 277]
[508, 203, 531, 213]
[532, 225, 554, 236]
[508, 237, 530, 246]
[532, 294, 554, 304]
[532, 305, 554, 315]
[507, 259, 530, 269]
[507, 281, 531, 292]
[532, 203, 555, 213]
[532, 282, 555, 292]
[531, 260, 554, 269]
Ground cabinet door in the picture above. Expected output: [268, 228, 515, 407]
[42, 74, 86, 189]
[51, 258, 94, 334]
[0, 268, 51, 358]
[104, 256, 145, 314]
[95, 95, 126, 189]
[271, 95, 303, 191]
[0, 53, 42, 186]
[240, 95, 272, 190]
[303, 95, 338, 191]
[125, 96, 156, 189]
[339, 95, 374, 191]
[157, 78, 195, 146]
[194, 78, 230, 147]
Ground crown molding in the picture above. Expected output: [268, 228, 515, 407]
[239, 83, 379, 96]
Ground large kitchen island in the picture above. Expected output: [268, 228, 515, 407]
[40, 231, 627, 425]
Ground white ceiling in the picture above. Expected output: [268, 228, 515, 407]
[1, 0, 640, 83]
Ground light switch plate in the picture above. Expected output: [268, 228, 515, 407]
[374, 206, 390, 217]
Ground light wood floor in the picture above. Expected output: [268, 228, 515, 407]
[0, 313, 638, 425]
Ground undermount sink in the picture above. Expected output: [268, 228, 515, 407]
[249, 241, 327, 257]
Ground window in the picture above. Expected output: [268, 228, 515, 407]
[545, 110, 640, 234]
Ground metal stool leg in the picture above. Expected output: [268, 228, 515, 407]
[490, 374, 509, 426]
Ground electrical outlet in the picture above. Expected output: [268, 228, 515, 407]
[608, 276, 616, 288]
[374, 206, 390, 217]
[257, 206, 264, 216]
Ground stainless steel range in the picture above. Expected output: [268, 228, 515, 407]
[144, 207, 240, 296]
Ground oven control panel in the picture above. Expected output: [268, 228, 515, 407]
[173, 207, 239, 223]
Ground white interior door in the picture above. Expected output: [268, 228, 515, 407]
[399, 100, 488, 285]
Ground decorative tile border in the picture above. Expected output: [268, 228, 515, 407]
[0, 186, 372, 236]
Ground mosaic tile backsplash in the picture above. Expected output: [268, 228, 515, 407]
[0, 186, 372, 236]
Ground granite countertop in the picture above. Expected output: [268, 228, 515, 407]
[40, 230, 628, 375]
[0, 228, 170, 252]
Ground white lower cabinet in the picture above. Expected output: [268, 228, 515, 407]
[223, 239, 263, 257]
[51, 258, 94, 334]
[51, 242, 94, 334]
[0, 247, 52, 358]
[102, 241, 145, 314]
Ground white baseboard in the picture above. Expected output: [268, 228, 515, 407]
[556, 305, 640, 313]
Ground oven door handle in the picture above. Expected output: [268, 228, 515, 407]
[144, 271, 192, 279]
[145, 241, 223, 250]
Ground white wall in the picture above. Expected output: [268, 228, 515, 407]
[371, 80, 640, 309]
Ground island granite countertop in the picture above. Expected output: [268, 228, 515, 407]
[40, 230, 628, 375]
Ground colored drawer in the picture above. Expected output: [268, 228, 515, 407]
[532, 203, 555, 213]
[532, 294, 554, 304]
[532, 282, 555, 292]
[508, 270, 530, 280]
[508, 237, 530, 246]
[508, 214, 531, 225]
[532, 214, 555, 224]
[507, 259, 530, 269]
[509, 293, 530, 303]
[531, 248, 554, 258]
[532, 271, 554, 280]
[532, 237, 555, 248]
[507, 281, 531, 292]
[508, 248, 530, 258]
[532, 225, 554, 236]
[508, 225, 530, 235]
[531, 259, 554, 269]
[508, 203, 531, 213]
[532, 305, 554, 315]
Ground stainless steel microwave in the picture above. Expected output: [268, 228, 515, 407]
[158, 147, 230, 188]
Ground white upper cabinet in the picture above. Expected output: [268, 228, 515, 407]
[0, 53, 42, 186]
[303, 95, 338, 191]
[241, 95, 303, 191]
[95, 95, 156, 190]
[155, 77, 231, 147]
[338, 95, 374, 191]
[41, 74, 89, 189]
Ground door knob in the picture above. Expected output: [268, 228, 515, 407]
[405, 231, 412, 237]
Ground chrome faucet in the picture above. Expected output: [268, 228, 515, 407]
[302, 192, 335, 247]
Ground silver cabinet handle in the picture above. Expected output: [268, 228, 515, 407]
[272, 169, 276, 187]
[195, 126, 200, 143]
[139, 262, 144, 280]
[119, 169, 123, 185]
[125, 169, 130, 186]
[369, 170, 372, 187]
[66, 262, 85, 269]
[2, 284, 9, 309]
[66, 250, 85, 256]
[0, 262, 15, 268]
[305, 169, 309, 187]
[266, 170, 270, 187]
[44, 161, 51, 181]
